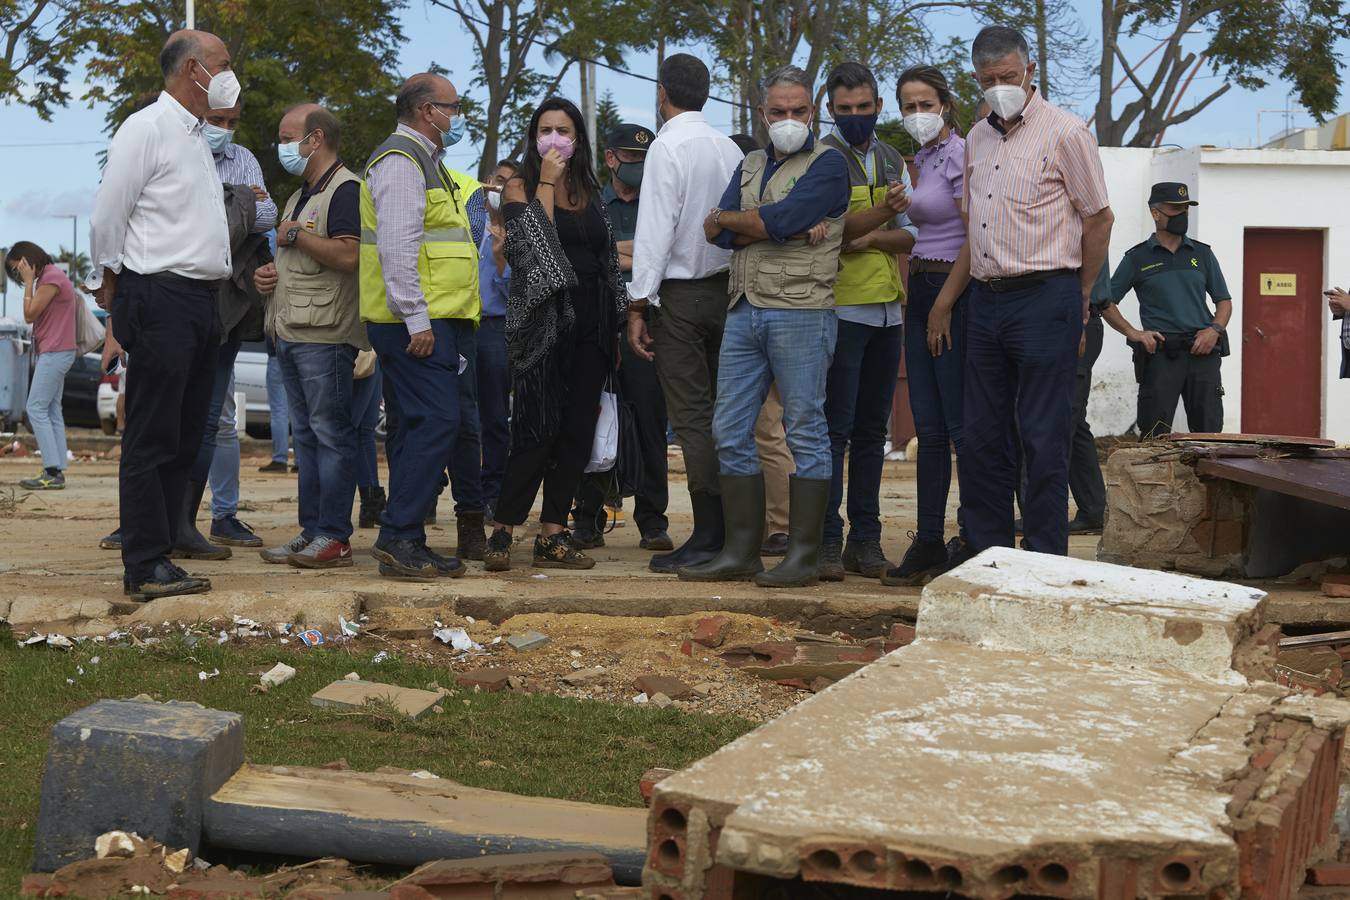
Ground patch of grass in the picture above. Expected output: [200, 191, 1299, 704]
[0, 625, 755, 894]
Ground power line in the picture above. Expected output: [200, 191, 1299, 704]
[423, 0, 752, 111]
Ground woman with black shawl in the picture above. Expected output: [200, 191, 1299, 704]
[484, 97, 628, 571]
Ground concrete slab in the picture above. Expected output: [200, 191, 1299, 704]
[310, 680, 443, 718]
[921, 547, 1267, 680]
[204, 764, 649, 882]
[128, 590, 361, 634]
[33, 700, 243, 871]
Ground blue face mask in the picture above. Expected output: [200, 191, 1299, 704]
[277, 130, 315, 176]
[203, 123, 234, 154]
[437, 107, 466, 147]
[834, 113, 878, 148]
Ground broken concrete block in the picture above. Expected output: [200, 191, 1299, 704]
[640, 769, 676, 806]
[33, 700, 243, 871]
[310, 680, 443, 719]
[921, 547, 1266, 681]
[259, 663, 296, 688]
[94, 830, 146, 859]
[1323, 575, 1350, 599]
[506, 629, 550, 651]
[888, 622, 916, 645]
[396, 850, 615, 897]
[563, 667, 606, 686]
[634, 675, 693, 700]
[455, 669, 515, 693]
[6, 595, 117, 629]
[692, 616, 731, 648]
[128, 590, 360, 635]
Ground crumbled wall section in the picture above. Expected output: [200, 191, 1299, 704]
[642, 551, 1350, 900]
[1100, 447, 1249, 578]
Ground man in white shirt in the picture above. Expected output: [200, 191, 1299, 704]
[626, 53, 743, 575]
[87, 29, 237, 600]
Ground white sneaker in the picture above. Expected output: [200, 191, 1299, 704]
[260, 533, 308, 564]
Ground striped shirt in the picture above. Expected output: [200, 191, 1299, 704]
[214, 143, 277, 234]
[964, 89, 1109, 281]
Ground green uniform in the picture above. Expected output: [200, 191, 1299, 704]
[1105, 235, 1232, 438]
[601, 183, 639, 284]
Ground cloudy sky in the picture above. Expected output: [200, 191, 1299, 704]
[0, 0, 1338, 307]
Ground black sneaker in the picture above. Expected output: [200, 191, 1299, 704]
[421, 545, 466, 578]
[484, 529, 513, 572]
[371, 538, 436, 580]
[842, 540, 891, 578]
[210, 515, 263, 547]
[1068, 514, 1104, 535]
[880, 534, 950, 586]
[258, 460, 288, 473]
[533, 532, 595, 570]
[571, 524, 605, 550]
[99, 528, 122, 550]
[124, 560, 211, 601]
[818, 543, 845, 582]
[936, 537, 978, 575]
[640, 529, 674, 552]
[760, 532, 789, 556]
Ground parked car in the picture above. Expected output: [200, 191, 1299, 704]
[97, 366, 119, 434]
[61, 351, 104, 430]
[234, 340, 271, 439]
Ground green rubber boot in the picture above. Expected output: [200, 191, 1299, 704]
[754, 476, 829, 588]
[678, 474, 765, 582]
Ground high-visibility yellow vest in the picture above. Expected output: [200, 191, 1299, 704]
[359, 132, 480, 324]
[821, 133, 906, 307]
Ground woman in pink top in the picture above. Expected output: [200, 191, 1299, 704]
[882, 66, 971, 587]
[5, 242, 77, 489]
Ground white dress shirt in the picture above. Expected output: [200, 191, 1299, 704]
[86, 91, 231, 291]
[629, 111, 744, 306]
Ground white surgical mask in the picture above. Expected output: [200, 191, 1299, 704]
[903, 112, 944, 145]
[983, 71, 1029, 122]
[193, 59, 241, 110]
[766, 116, 810, 155]
[487, 189, 501, 210]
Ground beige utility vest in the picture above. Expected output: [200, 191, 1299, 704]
[728, 144, 846, 310]
[271, 165, 370, 349]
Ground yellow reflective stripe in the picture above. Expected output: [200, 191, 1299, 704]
[360, 227, 470, 245]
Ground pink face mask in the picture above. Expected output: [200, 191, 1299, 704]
[536, 131, 576, 161]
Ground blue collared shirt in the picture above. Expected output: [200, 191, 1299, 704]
[711, 132, 850, 249]
[477, 227, 509, 317]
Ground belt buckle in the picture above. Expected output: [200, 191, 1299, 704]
[987, 276, 1005, 292]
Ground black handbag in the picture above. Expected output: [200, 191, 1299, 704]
[612, 377, 644, 500]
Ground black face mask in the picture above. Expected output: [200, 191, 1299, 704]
[1160, 209, 1188, 235]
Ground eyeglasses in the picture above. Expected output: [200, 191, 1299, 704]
[429, 100, 462, 115]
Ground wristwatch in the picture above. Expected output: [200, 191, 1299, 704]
[1208, 321, 1226, 334]
[286, 226, 301, 244]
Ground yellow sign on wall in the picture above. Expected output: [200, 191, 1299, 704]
[1259, 273, 1297, 296]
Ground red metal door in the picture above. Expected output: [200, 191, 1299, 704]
[1241, 229, 1324, 437]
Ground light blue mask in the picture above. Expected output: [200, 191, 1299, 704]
[277, 130, 315, 176]
[437, 107, 466, 147]
[203, 124, 234, 154]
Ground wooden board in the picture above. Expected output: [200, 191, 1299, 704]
[1167, 432, 1336, 449]
[1195, 457, 1350, 512]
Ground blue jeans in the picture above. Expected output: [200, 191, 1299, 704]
[276, 339, 358, 542]
[351, 367, 382, 489]
[265, 344, 289, 464]
[476, 316, 510, 509]
[27, 349, 74, 470]
[961, 274, 1082, 556]
[823, 320, 902, 545]
[207, 373, 240, 518]
[713, 302, 837, 480]
[189, 338, 241, 486]
[906, 271, 969, 542]
[368, 318, 470, 542]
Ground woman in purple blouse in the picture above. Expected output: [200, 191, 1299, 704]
[882, 65, 971, 586]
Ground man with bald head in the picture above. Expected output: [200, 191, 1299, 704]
[359, 72, 481, 580]
[248, 104, 366, 569]
[86, 29, 239, 600]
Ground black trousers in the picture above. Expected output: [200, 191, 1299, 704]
[1069, 314, 1106, 524]
[112, 270, 219, 582]
[573, 337, 670, 534]
[496, 343, 611, 528]
[1133, 334, 1224, 439]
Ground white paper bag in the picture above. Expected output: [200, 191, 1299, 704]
[585, 390, 618, 473]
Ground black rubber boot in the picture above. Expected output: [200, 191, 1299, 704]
[456, 511, 487, 561]
[650, 490, 726, 574]
[172, 480, 231, 560]
[358, 486, 386, 529]
[755, 477, 829, 588]
[678, 475, 764, 582]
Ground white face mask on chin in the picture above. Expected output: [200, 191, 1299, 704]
[766, 116, 810, 155]
[983, 70, 1030, 121]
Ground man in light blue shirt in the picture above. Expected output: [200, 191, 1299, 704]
[476, 158, 517, 519]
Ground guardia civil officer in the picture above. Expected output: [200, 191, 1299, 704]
[1101, 182, 1232, 439]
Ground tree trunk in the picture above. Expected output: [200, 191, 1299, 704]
[580, 59, 596, 159]
[655, 29, 665, 126]
[1035, 0, 1049, 98]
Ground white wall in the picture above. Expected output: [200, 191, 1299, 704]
[1087, 146, 1350, 444]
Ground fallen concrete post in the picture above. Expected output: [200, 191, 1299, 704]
[390, 850, 616, 899]
[644, 548, 1350, 900]
[33, 703, 647, 882]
